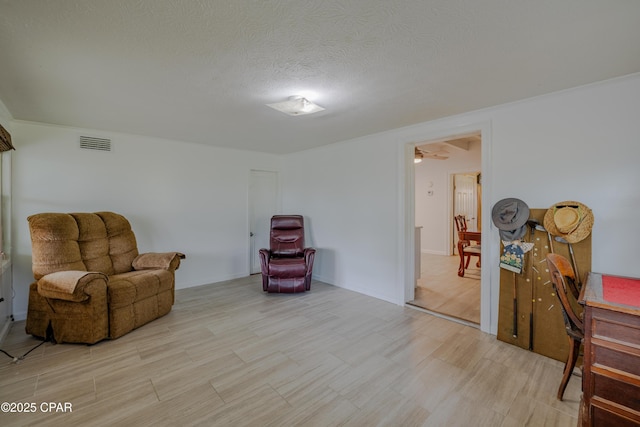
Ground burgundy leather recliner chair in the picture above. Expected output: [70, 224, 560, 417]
[259, 215, 316, 293]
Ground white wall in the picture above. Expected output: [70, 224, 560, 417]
[281, 137, 402, 303]
[11, 121, 282, 320]
[487, 74, 640, 277]
[0, 99, 13, 342]
[415, 141, 481, 254]
[283, 73, 640, 334]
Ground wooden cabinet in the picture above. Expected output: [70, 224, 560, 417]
[580, 273, 640, 426]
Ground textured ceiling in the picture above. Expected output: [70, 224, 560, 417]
[0, 0, 639, 154]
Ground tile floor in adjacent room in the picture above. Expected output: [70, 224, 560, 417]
[410, 253, 481, 325]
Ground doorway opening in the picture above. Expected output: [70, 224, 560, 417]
[408, 132, 482, 325]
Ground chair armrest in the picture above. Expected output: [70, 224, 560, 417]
[132, 252, 185, 271]
[304, 248, 316, 271]
[304, 248, 316, 280]
[259, 249, 271, 275]
[37, 271, 108, 302]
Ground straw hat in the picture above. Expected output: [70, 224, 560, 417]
[543, 201, 594, 243]
[492, 198, 530, 241]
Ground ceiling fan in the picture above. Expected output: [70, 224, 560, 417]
[415, 146, 450, 161]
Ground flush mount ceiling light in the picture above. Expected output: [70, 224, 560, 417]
[266, 96, 325, 116]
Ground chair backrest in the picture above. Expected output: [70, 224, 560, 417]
[546, 253, 583, 336]
[454, 215, 468, 233]
[28, 212, 139, 279]
[270, 215, 305, 257]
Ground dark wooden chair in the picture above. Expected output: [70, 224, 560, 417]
[546, 253, 584, 401]
[454, 215, 481, 277]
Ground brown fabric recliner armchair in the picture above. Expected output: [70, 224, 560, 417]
[26, 212, 184, 344]
[259, 215, 315, 293]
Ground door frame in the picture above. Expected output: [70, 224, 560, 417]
[248, 169, 280, 274]
[400, 119, 495, 334]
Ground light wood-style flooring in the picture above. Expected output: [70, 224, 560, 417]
[0, 275, 579, 426]
[410, 253, 481, 324]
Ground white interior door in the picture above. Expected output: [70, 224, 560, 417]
[249, 170, 279, 274]
[453, 173, 478, 254]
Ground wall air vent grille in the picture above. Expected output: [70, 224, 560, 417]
[80, 136, 111, 151]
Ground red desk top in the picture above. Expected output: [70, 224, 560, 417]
[602, 275, 640, 307]
[581, 272, 640, 315]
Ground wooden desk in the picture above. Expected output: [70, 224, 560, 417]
[579, 272, 640, 426]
